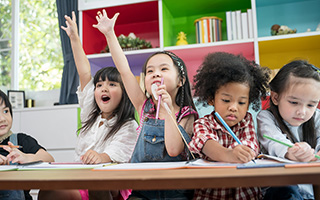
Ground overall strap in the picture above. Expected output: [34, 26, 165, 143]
[9, 133, 18, 146]
[9, 133, 18, 165]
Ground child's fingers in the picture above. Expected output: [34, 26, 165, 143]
[71, 11, 76, 22]
[111, 12, 120, 22]
[0, 154, 8, 165]
[102, 9, 108, 17]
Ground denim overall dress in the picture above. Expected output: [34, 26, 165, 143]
[130, 99, 194, 199]
[0, 134, 25, 200]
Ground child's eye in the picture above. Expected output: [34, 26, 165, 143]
[307, 104, 316, 108]
[222, 99, 230, 103]
[161, 67, 168, 71]
[109, 82, 117, 87]
[288, 101, 298, 105]
[239, 102, 246, 105]
[146, 69, 153, 74]
[96, 83, 102, 88]
[3, 108, 9, 114]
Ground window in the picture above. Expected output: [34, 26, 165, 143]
[0, 0, 63, 91]
[0, 0, 11, 89]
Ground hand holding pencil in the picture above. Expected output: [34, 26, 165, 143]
[263, 134, 320, 162]
[215, 112, 256, 163]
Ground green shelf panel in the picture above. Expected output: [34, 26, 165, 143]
[162, 0, 251, 47]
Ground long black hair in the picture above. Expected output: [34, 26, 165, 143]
[142, 51, 197, 120]
[268, 60, 320, 148]
[0, 90, 12, 118]
[79, 67, 136, 141]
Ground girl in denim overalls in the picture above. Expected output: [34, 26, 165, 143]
[94, 10, 199, 199]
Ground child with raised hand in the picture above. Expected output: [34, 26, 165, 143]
[189, 52, 270, 200]
[0, 90, 54, 200]
[93, 9, 198, 199]
[38, 11, 138, 200]
[257, 60, 320, 200]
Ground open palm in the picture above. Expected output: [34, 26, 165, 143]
[93, 9, 119, 35]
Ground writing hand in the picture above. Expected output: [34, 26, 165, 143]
[232, 145, 256, 163]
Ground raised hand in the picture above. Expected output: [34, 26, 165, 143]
[93, 9, 119, 36]
[61, 11, 78, 39]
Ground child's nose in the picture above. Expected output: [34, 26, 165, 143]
[152, 70, 161, 78]
[101, 85, 109, 92]
[296, 106, 306, 116]
[228, 102, 238, 112]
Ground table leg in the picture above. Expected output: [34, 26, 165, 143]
[313, 185, 320, 200]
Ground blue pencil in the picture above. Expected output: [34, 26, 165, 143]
[215, 112, 256, 164]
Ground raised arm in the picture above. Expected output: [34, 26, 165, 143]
[93, 9, 146, 111]
[61, 11, 91, 91]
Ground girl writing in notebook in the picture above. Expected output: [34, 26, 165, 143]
[189, 52, 270, 200]
[0, 90, 54, 200]
[38, 11, 138, 200]
[93, 9, 198, 199]
[257, 60, 320, 200]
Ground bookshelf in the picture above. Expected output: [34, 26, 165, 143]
[78, 0, 320, 83]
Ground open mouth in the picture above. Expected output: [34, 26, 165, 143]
[101, 95, 110, 102]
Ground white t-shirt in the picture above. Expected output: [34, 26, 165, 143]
[75, 79, 138, 163]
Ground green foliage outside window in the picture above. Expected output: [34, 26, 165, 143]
[0, 0, 63, 91]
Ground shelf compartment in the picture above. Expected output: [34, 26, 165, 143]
[167, 42, 255, 85]
[162, 0, 251, 47]
[256, 0, 320, 37]
[259, 34, 320, 69]
[87, 48, 160, 76]
[82, 1, 159, 55]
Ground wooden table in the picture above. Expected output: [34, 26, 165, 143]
[1, 167, 320, 195]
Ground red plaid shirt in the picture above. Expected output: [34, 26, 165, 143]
[189, 111, 261, 200]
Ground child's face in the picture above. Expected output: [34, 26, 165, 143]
[213, 82, 250, 127]
[0, 102, 12, 137]
[271, 76, 320, 127]
[144, 54, 181, 99]
[94, 78, 123, 119]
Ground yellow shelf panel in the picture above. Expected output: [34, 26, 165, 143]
[259, 34, 320, 69]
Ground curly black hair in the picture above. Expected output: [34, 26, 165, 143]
[193, 52, 270, 111]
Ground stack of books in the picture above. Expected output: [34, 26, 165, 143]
[225, 9, 254, 41]
[194, 16, 223, 44]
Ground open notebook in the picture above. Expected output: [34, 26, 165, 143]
[0, 161, 107, 171]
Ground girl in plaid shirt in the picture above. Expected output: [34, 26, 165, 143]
[189, 52, 270, 200]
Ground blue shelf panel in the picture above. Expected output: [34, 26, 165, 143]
[256, 0, 320, 37]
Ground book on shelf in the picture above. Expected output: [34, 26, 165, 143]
[226, 11, 232, 40]
[247, 9, 254, 38]
[235, 10, 242, 40]
[241, 12, 248, 39]
[231, 11, 237, 40]
[225, 9, 254, 41]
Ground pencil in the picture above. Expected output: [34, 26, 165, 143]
[0, 145, 22, 148]
[214, 112, 256, 163]
[155, 77, 164, 122]
[263, 134, 320, 160]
